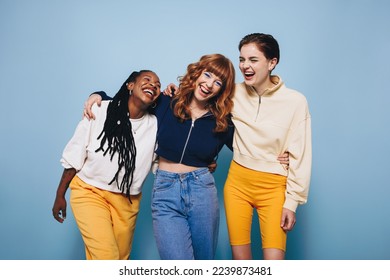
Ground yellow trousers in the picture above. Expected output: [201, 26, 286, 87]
[224, 161, 287, 251]
[69, 176, 141, 260]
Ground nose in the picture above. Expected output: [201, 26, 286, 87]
[149, 82, 157, 90]
[241, 61, 249, 69]
[205, 79, 214, 88]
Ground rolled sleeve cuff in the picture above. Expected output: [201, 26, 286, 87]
[283, 197, 299, 213]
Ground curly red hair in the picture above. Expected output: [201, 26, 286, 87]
[172, 54, 235, 133]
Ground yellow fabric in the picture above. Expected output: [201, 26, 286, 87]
[224, 161, 287, 251]
[69, 176, 141, 260]
[231, 76, 312, 212]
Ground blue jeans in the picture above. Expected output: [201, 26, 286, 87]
[151, 168, 220, 260]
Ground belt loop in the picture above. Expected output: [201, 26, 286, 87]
[192, 170, 199, 180]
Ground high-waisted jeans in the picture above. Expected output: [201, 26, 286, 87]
[151, 168, 219, 260]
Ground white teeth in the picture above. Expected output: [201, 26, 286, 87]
[144, 89, 153, 95]
[200, 85, 210, 94]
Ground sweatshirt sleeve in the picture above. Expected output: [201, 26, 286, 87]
[284, 104, 312, 212]
[93, 91, 113, 101]
[60, 114, 93, 171]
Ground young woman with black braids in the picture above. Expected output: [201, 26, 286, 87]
[52, 70, 161, 260]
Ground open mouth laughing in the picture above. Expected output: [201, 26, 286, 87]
[244, 70, 255, 79]
[199, 84, 213, 95]
[142, 87, 157, 97]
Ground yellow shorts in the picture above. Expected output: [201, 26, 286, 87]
[223, 161, 287, 251]
[70, 176, 141, 260]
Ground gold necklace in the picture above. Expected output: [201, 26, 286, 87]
[130, 116, 145, 135]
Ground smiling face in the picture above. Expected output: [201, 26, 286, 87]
[193, 70, 223, 105]
[127, 71, 161, 106]
[239, 43, 277, 92]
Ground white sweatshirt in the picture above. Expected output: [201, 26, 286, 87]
[61, 101, 157, 195]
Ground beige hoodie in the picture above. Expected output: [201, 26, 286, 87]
[231, 75, 312, 212]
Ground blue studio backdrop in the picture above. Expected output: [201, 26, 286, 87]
[1, 0, 389, 260]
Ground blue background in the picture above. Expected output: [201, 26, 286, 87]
[1, 0, 389, 260]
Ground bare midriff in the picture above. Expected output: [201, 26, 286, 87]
[158, 157, 200, 173]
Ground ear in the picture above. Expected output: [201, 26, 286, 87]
[126, 82, 135, 91]
[268, 58, 278, 72]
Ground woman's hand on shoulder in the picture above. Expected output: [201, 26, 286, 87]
[83, 93, 102, 120]
[163, 83, 178, 97]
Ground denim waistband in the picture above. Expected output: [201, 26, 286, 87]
[156, 167, 209, 180]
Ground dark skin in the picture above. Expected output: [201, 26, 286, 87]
[52, 71, 162, 224]
[52, 168, 76, 223]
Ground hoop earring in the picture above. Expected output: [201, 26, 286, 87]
[129, 90, 133, 96]
[150, 102, 157, 109]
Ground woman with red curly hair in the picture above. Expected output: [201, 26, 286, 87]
[150, 54, 235, 260]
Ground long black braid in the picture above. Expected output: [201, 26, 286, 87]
[95, 70, 151, 199]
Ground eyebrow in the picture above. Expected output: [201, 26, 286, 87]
[143, 75, 161, 85]
[239, 56, 259, 59]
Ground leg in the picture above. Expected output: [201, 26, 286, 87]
[263, 248, 285, 260]
[255, 171, 287, 260]
[223, 161, 255, 260]
[187, 169, 219, 260]
[232, 244, 252, 260]
[151, 170, 194, 260]
[110, 192, 142, 260]
[70, 176, 120, 260]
